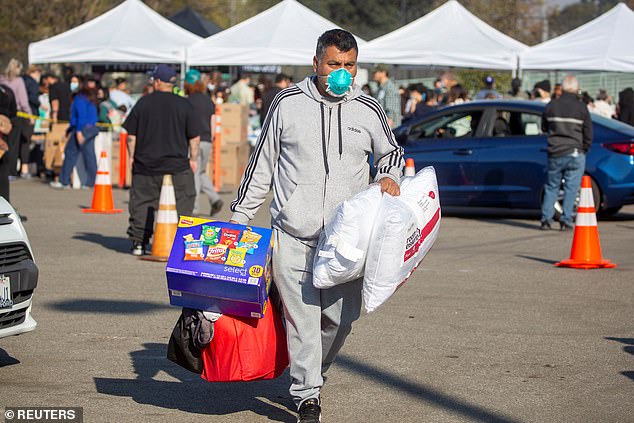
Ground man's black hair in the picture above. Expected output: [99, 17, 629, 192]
[275, 73, 290, 84]
[115, 77, 127, 86]
[316, 29, 358, 59]
[410, 83, 425, 94]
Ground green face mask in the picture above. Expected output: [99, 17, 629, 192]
[323, 68, 353, 97]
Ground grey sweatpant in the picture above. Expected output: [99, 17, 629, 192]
[193, 141, 221, 214]
[272, 228, 363, 407]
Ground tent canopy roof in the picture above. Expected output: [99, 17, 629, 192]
[520, 3, 634, 72]
[169, 7, 222, 38]
[187, 0, 365, 66]
[29, 0, 201, 64]
[357, 0, 527, 70]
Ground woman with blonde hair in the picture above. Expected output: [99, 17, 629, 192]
[0, 59, 33, 178]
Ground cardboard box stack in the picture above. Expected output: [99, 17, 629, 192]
[220, 104, 248, 144]
[209, 104, 251, 191]
[44, 123, 69, 171]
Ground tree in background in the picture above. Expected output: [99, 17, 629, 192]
[0, 0, 116, 66]
[547, 0, 634, 39]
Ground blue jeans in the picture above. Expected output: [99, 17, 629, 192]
[59, 132, 97, 187]
[541, 151, 586, 225]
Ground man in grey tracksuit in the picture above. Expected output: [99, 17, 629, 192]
[230, 29, 404, 423]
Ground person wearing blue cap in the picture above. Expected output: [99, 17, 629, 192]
[184, 69, 223, 216]
[123, 64, 200, 256]
[475, 75, 502, 100]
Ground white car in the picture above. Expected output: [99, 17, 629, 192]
[0, 197, 38, 339]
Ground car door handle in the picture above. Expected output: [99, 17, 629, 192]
[453, 149, 473, 155]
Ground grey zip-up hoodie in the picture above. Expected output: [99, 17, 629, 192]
[230, 76, 404, 241]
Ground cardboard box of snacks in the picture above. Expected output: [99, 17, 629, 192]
[166, 217, 274, 318]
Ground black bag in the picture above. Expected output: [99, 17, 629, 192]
[167, 309, 203, 374]
[80, 124, 100, 141]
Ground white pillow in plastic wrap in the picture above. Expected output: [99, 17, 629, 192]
[363, 167, 441, 313]
[313, 184, 383, 289]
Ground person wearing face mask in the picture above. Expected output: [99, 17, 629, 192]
[229, 29, 403, 423]
[69, 75, 80, 94]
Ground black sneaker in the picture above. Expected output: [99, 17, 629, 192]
[210, 199, 224, 216]
[297, 398, 321, 423]
[131, 241, 145, 256]
[560, 222, 574, 231]
[540, 220, 552, 230]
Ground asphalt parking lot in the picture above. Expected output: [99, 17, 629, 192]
[1, 178, 632, 423]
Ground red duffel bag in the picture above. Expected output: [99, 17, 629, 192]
[201, 298, 289, 382]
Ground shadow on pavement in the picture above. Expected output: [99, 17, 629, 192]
[443, 207, 634, 222]
[601, 212, 634, 222]
[336, 354, 522, 423]
[605, 337, 634, 382]
[0, 348, 20, 367]
[442, 207, 539, 220]
[46, 299, 172, 314]
[516, 255, 559, 265]
[72, 232, 131, 254]
[94, 342, 294, 421]
[481, 219, 542, 230]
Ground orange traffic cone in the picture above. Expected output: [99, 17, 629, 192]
[555, 175, 616, 269]
[141, 175, 178, 262]
[82, 151, 123, 214]
[404, 158, 416, 177]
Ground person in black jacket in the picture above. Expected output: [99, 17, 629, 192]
[0, 84, 17, 200]
[260, 73, 290, 126]
[540, 75, 592, 231]
[617, 87, 634, 126]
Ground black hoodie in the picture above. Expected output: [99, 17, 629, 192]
[618, 87, 634, 126]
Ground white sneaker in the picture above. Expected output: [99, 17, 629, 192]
[49, 181, 69, 189]
[131, 242, 145, 256]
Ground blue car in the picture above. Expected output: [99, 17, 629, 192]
[393, 100, 634, 216]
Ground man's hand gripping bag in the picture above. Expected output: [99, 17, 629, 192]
[363, 166, 441, 313]
[313, 184, 383, 288]
[200, 298, 289, 382]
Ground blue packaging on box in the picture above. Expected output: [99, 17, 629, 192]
[166, 216, 273, 318]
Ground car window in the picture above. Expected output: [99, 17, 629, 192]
[408, 111, 483, 140]
[492, 110, 543, 137]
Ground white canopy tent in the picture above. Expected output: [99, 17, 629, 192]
[28, 0, 201, 64]
[520, 3, 634, 72]
[357, 0, 527, 70]
[187, 0, 365, 66]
